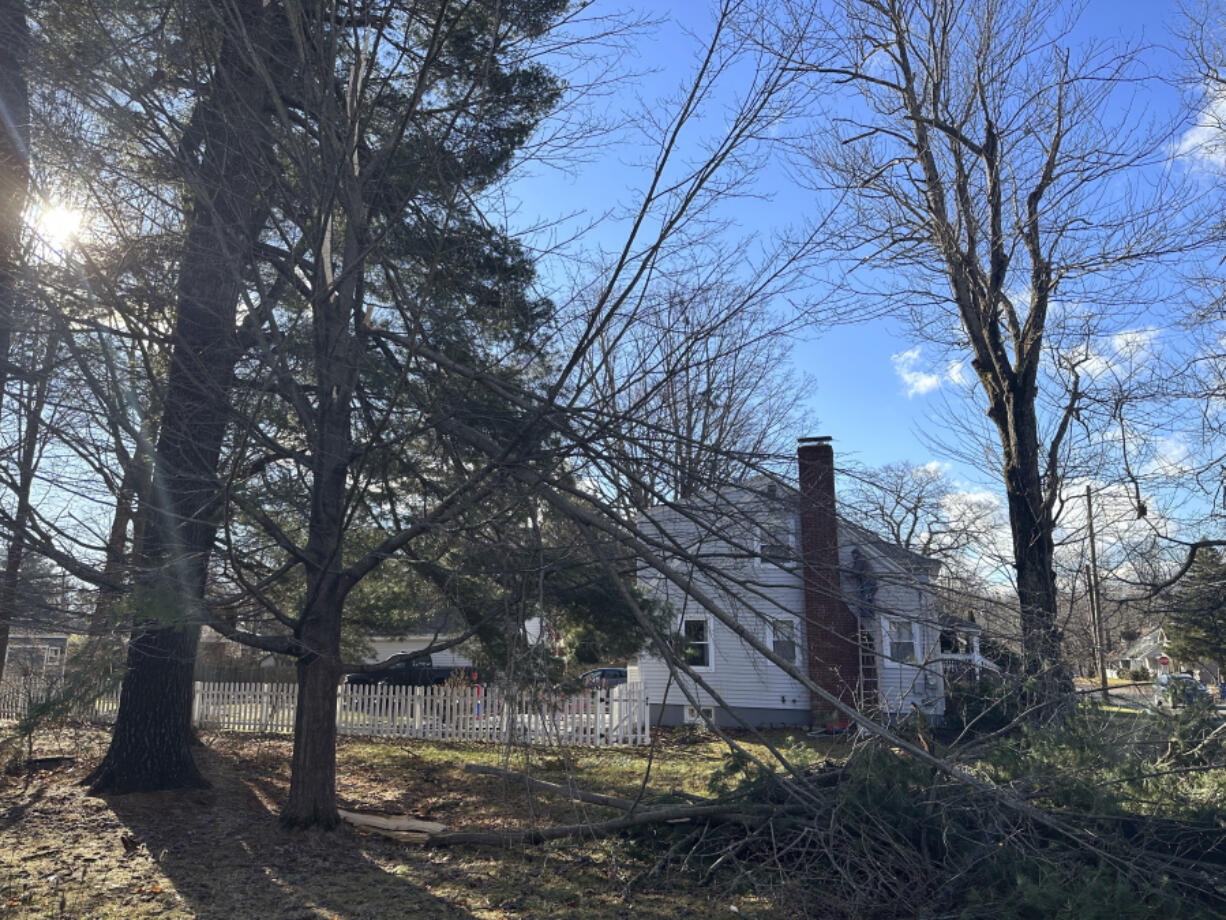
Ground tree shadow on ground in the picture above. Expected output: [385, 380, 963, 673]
[103, 744, 479, 920]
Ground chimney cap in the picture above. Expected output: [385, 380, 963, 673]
[797, 436, 832, 445]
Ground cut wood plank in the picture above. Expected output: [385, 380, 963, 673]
[338, 808, 447, 839]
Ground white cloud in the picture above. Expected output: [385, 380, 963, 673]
[1175, 83, 1226, 170]
[1111, 328, 1158, 359]
[891, 347, 967, 397]
[1064, 328, 1160, 383]
[1064, 343, 1112, 381]
[1054, 478, 1178, 584]
[892, 347, 942, 396]
[1144, 435, 1193, 479]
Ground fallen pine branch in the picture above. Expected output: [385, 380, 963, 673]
[426, 802, 757, 847]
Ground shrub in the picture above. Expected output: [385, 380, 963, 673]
[944, 675, 1023, 737]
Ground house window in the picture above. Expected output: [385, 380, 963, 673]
[757, 517, 794, 565]
[888, 619, 916, 663]
[682, 617, 712, 669]
[772, 620, 797, 663]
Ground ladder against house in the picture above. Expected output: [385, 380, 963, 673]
[858, 626, 878, 711]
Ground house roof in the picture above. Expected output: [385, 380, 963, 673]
[7, 630, 71, 642]
[638, 476, 943, 578]
[839, 517, 943, 577]
[937, 613, 982, 634]
[1120, 627, 1165, 661]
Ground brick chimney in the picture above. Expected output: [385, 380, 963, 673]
[798, 437, 862, 729]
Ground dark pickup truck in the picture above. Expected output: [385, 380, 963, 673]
[344, 656, 480, 688]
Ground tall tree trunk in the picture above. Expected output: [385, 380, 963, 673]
[281, 183, 364, 826]
[282, 604, 344, 829]
[0, 0, 30, 685]
[0, 0, 28, 400]
[999, 397, 1063, 694]
[86, 0, 287, 794]
[281, 340, 360, 825]
[0, 331, 56, 681]
[281, 418, 354, 827]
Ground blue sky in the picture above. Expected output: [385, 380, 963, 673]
[507, 0, 1199, 495]
[796, 0, 1190, 482]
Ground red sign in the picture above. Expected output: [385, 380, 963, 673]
[1158, 656, 1170, 667]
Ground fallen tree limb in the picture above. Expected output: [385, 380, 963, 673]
[339, 809, 447, 844]
[426, 802, 755, 847]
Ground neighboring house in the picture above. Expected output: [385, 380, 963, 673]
[1112, 627, 1167, 678]
[234, 612, 477, 680]
[1113, 627, 1219, 684]
[3, 631, 69, 683]
[360, 611, 475, 671]
[629, 437, 984, 729]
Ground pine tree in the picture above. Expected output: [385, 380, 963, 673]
[1166, 547, 1226, 670]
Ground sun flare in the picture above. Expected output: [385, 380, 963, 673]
[36, 204, 83, 249]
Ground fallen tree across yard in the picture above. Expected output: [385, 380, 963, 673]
[374, 719, 1226, 920]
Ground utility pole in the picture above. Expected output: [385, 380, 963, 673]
[1085, 485, 1109, 700]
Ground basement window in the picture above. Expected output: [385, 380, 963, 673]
[685, 705, 716, 726]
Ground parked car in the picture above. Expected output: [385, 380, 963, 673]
[1152, 673, 1212, 709]
[579, 667, 627, 691]
[345, 655, 480, 688]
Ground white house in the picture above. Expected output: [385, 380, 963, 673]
[629, 437, 978, 729]
[359, 610, 476, 670]
[249, 611, 476, 675]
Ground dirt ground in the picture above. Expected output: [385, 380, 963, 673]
[1, 727, 781, 920]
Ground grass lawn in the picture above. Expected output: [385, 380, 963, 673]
[0, 725, 850, 920]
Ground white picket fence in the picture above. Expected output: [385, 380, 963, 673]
[2, 679, 652, 748]
[332, 682, 651, 746]
[0, 677, 119, 723]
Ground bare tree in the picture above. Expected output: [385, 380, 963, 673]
[840, 461, 999, 563]
[770, 0, 1200, 696]
[576, 279, 811, 511]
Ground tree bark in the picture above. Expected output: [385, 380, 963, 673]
[0, 0, 28, 400]
[86, 0, 287, 794]
[280, 293, 360, 827]
[999, 399, 1063, 693]
[0, 0, 30, 685]
[282, 611, 344, 829]
[85, 624, 206, 793]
